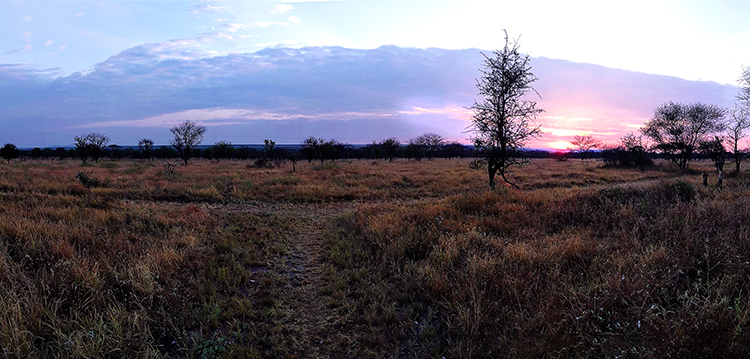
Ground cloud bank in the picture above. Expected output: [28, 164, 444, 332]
[0, 44, 739, 148]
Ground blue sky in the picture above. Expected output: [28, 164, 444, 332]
[1, 0, 748, 147]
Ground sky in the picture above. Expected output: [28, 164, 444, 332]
[1, 0, 749, 148]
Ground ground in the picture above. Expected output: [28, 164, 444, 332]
[2, 157, 749, 358]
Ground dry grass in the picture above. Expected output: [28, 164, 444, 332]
[0, 157, 743, 358]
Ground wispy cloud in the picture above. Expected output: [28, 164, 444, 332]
[70, 108, 398, 129]
[288, 16, 301, 24]
[222, 23, 249, 32]
[399, 106, 472, 120]
[7, 45, 33, 54]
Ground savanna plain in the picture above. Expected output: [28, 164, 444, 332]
[3, 157, 750, 358]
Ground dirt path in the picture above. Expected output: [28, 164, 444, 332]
[224, 201, 357, 358]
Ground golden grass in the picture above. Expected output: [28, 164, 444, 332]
[0, 156, 742, 358]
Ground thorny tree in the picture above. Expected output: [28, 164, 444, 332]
[469, 31, 542, 189]
[641, 102, 725, 170]
[170, 120, 206, 165]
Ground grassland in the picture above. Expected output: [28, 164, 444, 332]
[1, 157, 749, 358]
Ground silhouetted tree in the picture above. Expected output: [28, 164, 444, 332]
[71, 133, 108, 163]
[469, 31, 543, 189]
[377, 138, 400, 162]
[170, 120, 206, 165]
[263, 139, 276, 160]
[569, 135, 603, 162]
[411, 133, 445, 160]
[700, 136, 726, 174]
[301, 136, 319, 163]
[138, 138, 154, 161]
[212, 140, 233, 162]
[74, 135, 89, 162]
[0, 143, 19, 163]
[641, 102, 725, 169]
[726, 104, 750, 173]
[404, 140, 424, 161]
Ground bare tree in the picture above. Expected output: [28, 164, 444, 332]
[569, 135, 603, 162]
[641, 102, 725, 169]
[469, 31, 543, 189]
[725, 104, 750, 173]
[170, 120, 206, 165]
[138, 138, 154, 161]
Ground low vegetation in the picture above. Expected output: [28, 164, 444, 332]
[1, 157, 749, 358]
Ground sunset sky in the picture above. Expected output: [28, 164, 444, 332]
[1, 0, 748, 148]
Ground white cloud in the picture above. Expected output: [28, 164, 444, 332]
[271, 4, 294, 14]
[76, 12, 84, 18]
[288, 16, 301, 24]
[59, 45, 67, 51]
[22, 15, 32, 22]
[23, 31, 32, 41]
[222, 23, 249, 32]
[45, 40, 54, 46]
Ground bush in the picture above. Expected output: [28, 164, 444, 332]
[74, 171, 106, 188]
[600, 145, 653, 168]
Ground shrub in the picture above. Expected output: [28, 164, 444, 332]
[75, 171, 106, 188]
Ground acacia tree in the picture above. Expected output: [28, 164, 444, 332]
[469, 31, 542, 189]
[73, 132, 109, 163]
[410, 133, 445, 161]
[569, 134, 603, 162]
[86, 133, 110, 163]
[377, 137, 401, 162]
[300, 136, 319, 163]
[170, 120, 206, 165]
[138, 138, 154, 160]
[725, 104, 750, 173]
[641, 102, 725, 169]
